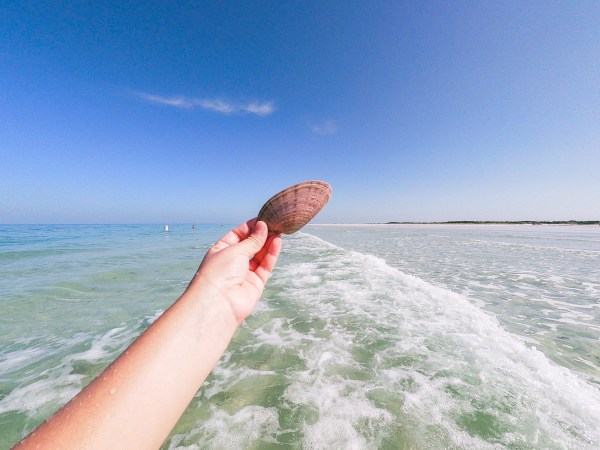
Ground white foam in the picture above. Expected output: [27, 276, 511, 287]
[283, 335, 395, 449]
[448, 235, 600, 256]
[167, 405, 279, 449]
[0, 312, 158, 422]
[0, 371, 83, 416]
[267, 233, 600, 447]
[0, 347, 47, 374]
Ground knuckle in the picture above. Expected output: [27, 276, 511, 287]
[247, 234, 261, 248]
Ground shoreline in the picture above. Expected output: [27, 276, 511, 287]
[310, 222, 600, 228]
[385, 221, 600, 226]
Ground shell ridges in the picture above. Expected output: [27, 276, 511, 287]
[257, 180, 332, 234]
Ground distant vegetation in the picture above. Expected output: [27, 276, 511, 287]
[386, 221, 600, 225]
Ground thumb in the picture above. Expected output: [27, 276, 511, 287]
[237, 220, 268, 258]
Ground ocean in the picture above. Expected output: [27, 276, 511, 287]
[1, 224, 599, 449]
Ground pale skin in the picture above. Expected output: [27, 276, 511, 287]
[15, 219, 282, 449]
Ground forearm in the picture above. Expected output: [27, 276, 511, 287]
[15, 219, 280, 449]
[16, 283, 238, 449]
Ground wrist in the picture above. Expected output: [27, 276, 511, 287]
[182, 275, 239, 334]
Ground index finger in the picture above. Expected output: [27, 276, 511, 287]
[214, 217, 258, 248]
[248, 233, 283, 287]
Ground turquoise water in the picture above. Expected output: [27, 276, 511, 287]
[1, 224, 599, 448]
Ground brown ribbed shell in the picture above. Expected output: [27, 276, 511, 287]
[257, 181, 332, 234]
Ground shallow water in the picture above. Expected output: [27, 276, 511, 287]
[1, 224, 599, 448]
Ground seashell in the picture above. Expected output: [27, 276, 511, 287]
[257, 181, 332, 234]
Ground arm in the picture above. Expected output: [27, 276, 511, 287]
[15, 219, 282, 449]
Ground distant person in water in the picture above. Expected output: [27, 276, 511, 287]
[15, 219, 283, 449]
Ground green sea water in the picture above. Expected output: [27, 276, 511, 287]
[1, 224, 599, 449]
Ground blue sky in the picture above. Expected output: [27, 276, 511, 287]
[1, 1, 599, 223]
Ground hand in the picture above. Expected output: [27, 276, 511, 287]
[192, 218, 282, 324]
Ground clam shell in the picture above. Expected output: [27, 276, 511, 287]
[257, 181, 332, 234]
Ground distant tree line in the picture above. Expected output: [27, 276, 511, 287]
[385, 221, 600, 225]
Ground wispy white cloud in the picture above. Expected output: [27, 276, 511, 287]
[135, 91, 275, 116]
[310, 119, 338, 135]
[241, 102, 275, 117]
[193, 99, 236, 114]
[137, 92, 193, 108]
